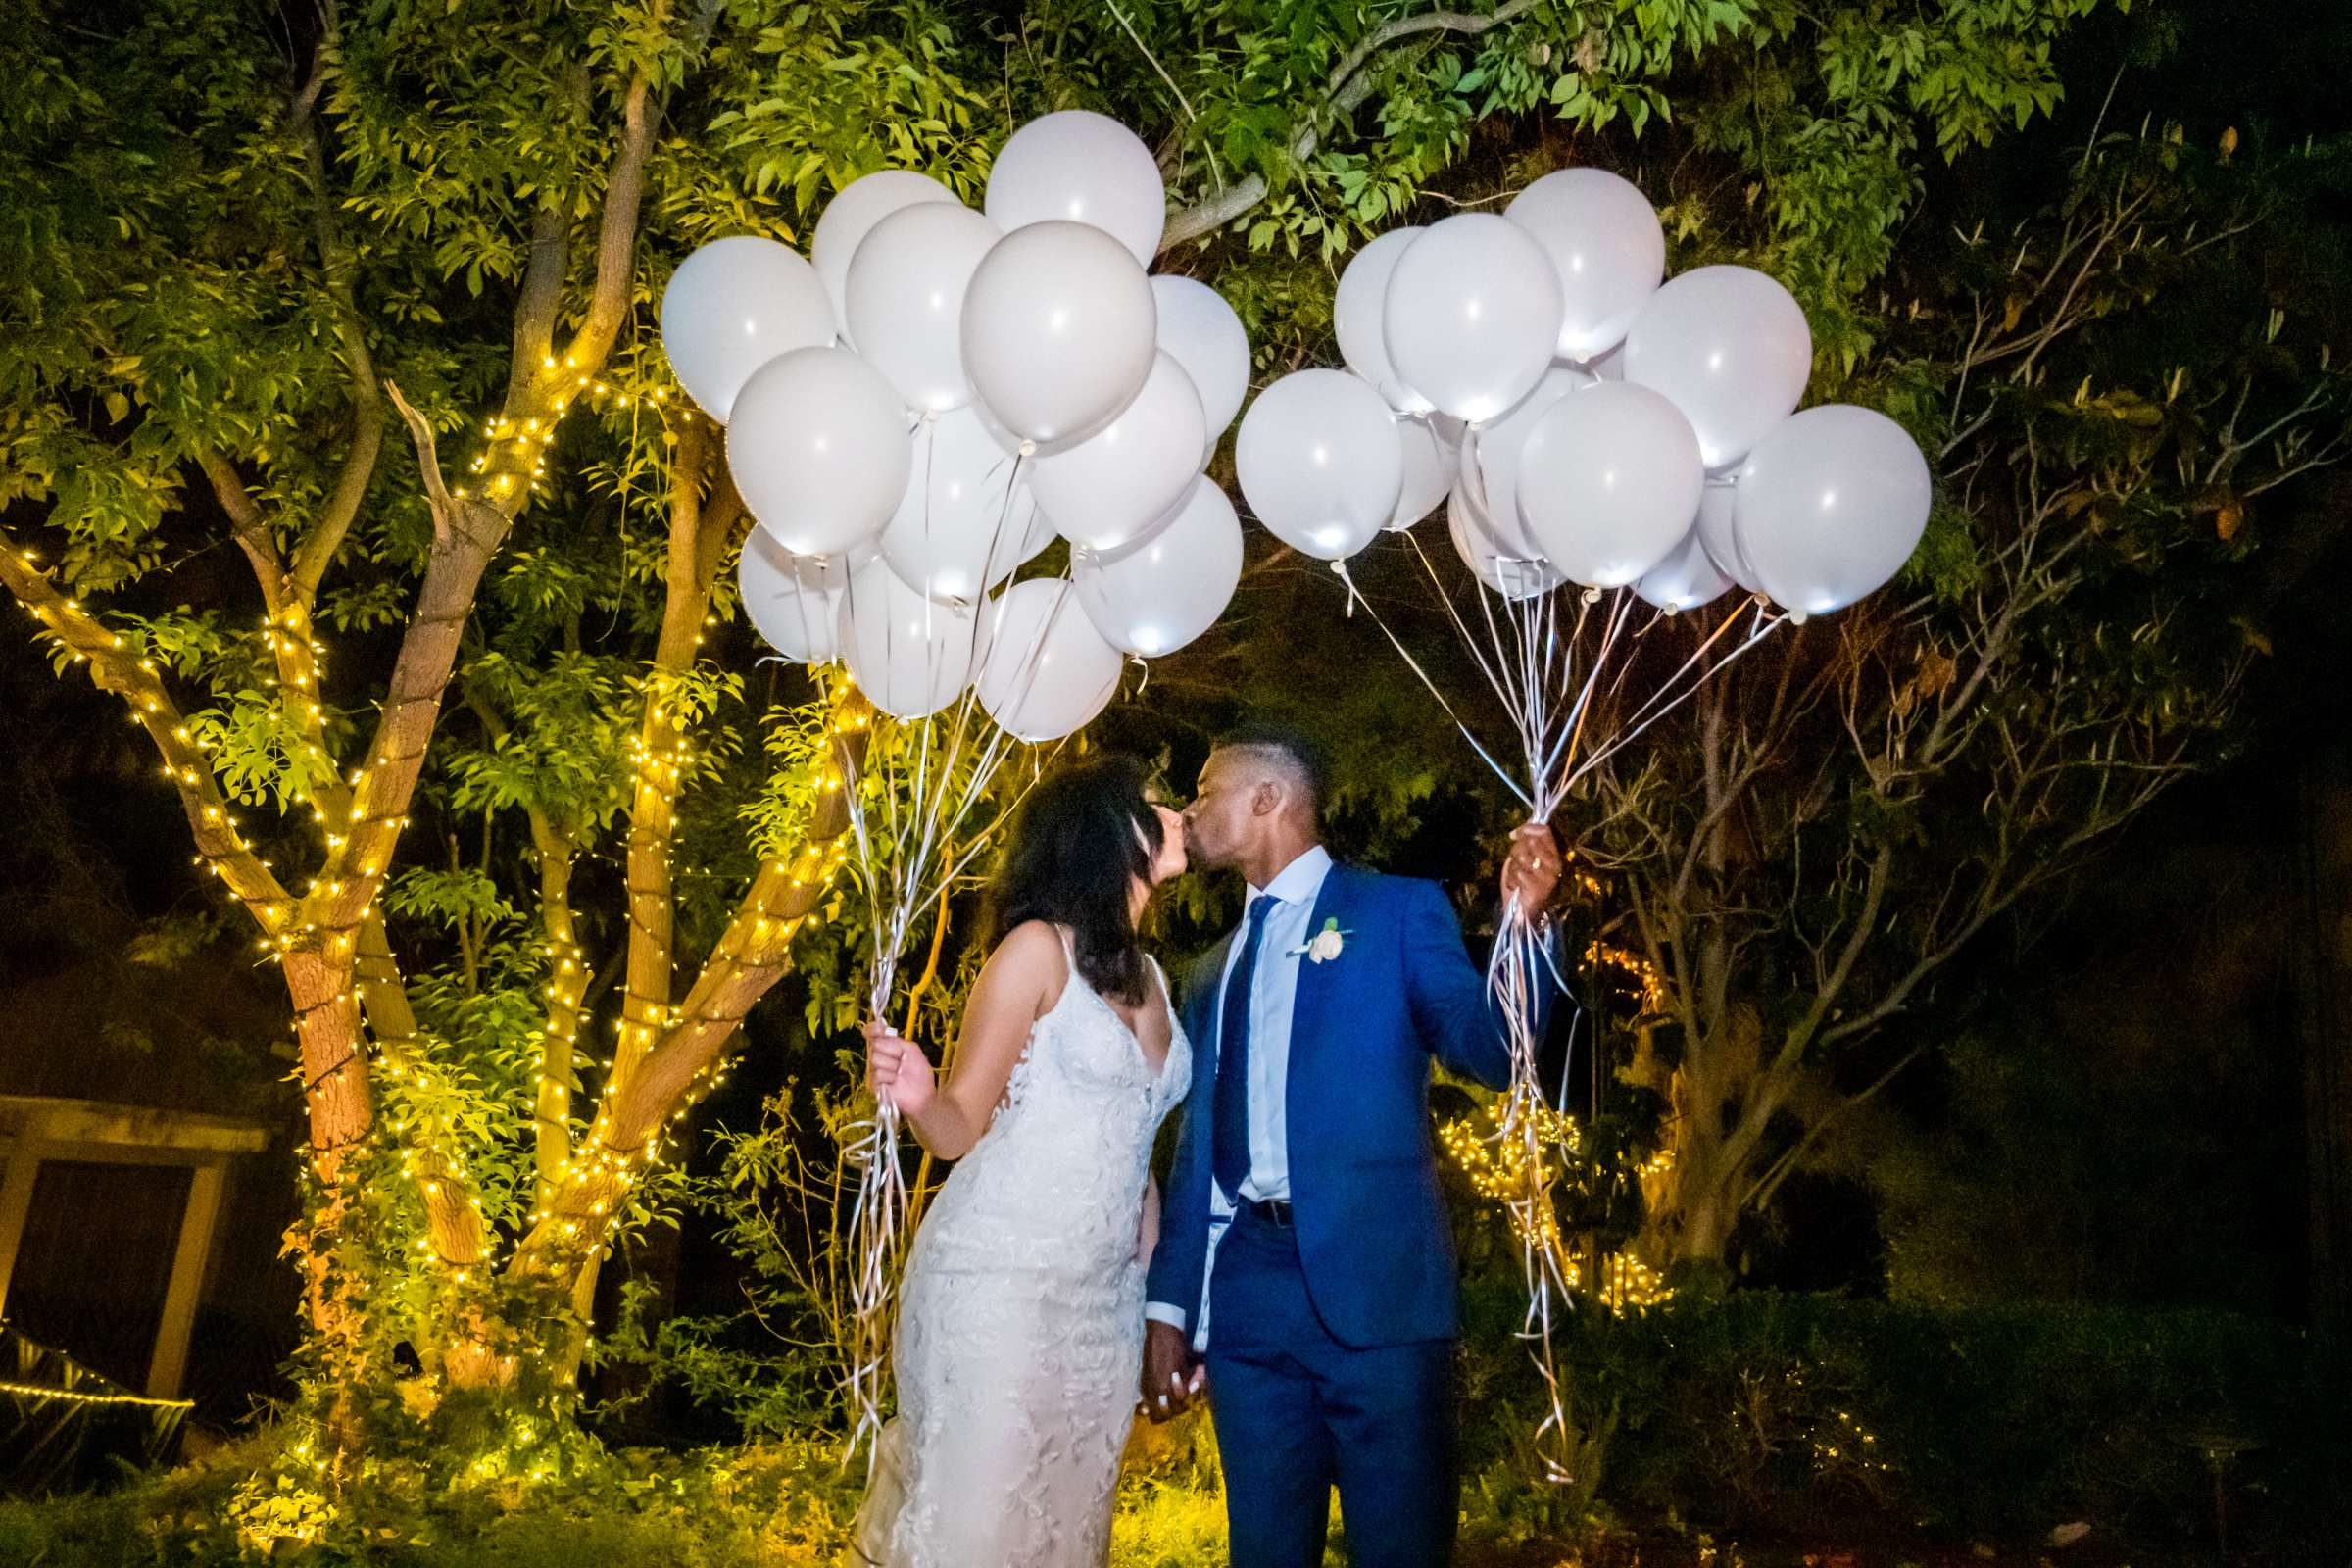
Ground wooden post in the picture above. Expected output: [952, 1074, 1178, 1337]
[145, 1161, 227, 1399]
[0, 1121, 49, 1318]
[0, 1098, 266, 1395]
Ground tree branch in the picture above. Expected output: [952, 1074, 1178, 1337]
[1158, 0, 1549, 251]
[529, 811, 588, 1210]
[506, 203, 570, 413]
[317, 416, 509, 932]
[1775, 842, 1893, 1073]
[1740, 1043, 1927, 1214]
[198, 452, 287, 601]
[384, 377, 456, 541]
[202, 448, 422, 1048]
[286, 34, 384, 599]
[510, 696, 868, 1287]
[551, 47, 662, 383]
[0, 528, 291, 921]
[612, 413, 733, 1094]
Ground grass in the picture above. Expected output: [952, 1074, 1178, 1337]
[0, 1405, 2282, 1567]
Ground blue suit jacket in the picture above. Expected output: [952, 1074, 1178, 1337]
[1145, 862, 1551, 1348]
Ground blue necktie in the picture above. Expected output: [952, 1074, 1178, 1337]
[1213, 895, 1276, 1200]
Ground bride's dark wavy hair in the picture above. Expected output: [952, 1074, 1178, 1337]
[987, 755, 1162, 1006]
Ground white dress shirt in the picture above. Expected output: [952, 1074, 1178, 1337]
[1219, 843, 1331, 1204]
[1146, 844, 1333, 1342]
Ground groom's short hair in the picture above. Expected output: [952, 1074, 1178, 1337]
[1213, 719, 1328, 816]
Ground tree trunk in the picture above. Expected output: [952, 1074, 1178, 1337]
[1626, 1008, 1776, 1274]
[278, 943, 380, 1440]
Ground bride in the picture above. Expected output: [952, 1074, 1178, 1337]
[852, 756, 1193, 1567]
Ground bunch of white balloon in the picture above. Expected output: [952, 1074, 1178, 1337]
[663, 110, 1250, 748]
[1236, 170, 1936, 1493]
[1236, 167, 1933, 619]
[661, 110, 1253, 1460]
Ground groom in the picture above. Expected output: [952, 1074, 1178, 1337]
[1144, 721, 1562, 1568]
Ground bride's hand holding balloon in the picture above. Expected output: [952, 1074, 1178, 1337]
[865, 1021, 936, 1119]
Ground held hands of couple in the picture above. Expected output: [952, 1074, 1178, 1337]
[1497, 820, 1565, 914]
[864, 1020, 936, 1119]
[1140, 1319, 1205, 1423]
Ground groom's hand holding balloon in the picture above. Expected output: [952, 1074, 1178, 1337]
[1498, 820, 1565, 912]
[865, 1020, 936, 1118]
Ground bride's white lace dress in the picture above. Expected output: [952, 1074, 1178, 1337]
[853, 938, 1193, 1567]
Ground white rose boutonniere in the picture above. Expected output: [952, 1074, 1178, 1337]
[1297, 918, 1349, 964]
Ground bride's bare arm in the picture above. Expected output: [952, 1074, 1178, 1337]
[866, 920, 1062, 1160]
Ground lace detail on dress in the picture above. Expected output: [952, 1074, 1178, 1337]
[853, 938, 1192, 1568]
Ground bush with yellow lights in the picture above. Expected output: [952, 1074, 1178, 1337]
[1435, 898, 1679, 1318]
[1440, 1106, 1673, 1314]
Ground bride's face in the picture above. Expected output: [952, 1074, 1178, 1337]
[1141, 803, 1187, 887]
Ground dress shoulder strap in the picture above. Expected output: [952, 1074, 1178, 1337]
[1046, 924, 1083, 1004]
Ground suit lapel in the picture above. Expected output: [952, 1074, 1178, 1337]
[1283, 863, 1355, 1103]
[1186, 928, 1236, 1088]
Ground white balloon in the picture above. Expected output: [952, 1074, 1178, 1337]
[728, 348, 911, 558]
[1633, 526, 1734, 612]
[1151, 275, 1251, 457]
[962, 220, 1157, 451]
[975, 579, 1124, 741]
[1588, 344, 1627, 382]
[1447, 484, 1562, 601]
[880, 408, 1050, 604]
[845, 201, 1001, 413]
[811, 170, 958, 336]
[1235, 369, 1402, 561]
[1334, 228, 1432, 414]
[1515, 381, 1705, 588]
[1455, 366, 1596, 558]
[1383, 213, 1564, 421]
[1031, 351, 1204, 552]
[839, 555, 987, 718]
[739, 528, 855, 663]
[1692, 479, 1760, 592]
[1733, 405, 1932, 614]
[984, 110, 1166, 267]
[1073, 476, 1243, 656]
[660, 236, 836, 423]
[1624, 265, 1813, 470]
[1505, 169, 1666, 363]
[1386, 416, 1451, 531]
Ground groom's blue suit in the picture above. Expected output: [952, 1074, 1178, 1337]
[1145, 854, 1550, 1567]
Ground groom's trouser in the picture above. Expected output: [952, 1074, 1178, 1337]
[1205, 1203, 1457, 1568]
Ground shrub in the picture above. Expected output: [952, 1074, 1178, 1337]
[1460, 1285, 2352, 1553]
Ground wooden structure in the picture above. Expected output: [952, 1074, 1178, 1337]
[0, 1097, 269, 1399]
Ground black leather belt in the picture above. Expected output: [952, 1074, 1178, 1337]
[1240, 1196, 1294, 1228]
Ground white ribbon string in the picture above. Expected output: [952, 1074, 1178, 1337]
[836, 449, 1088, 1466]
[1337, 480, 1786, 1486]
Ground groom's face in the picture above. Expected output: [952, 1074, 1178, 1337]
[1181, 749, 1254, 872]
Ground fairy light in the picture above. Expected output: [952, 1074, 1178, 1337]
[8, 383, 857, 1421]
[0, 1379, 193, 1410]
[1814, 1407, 1891, 1473]
[1442, 1109, 1673, 1314]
